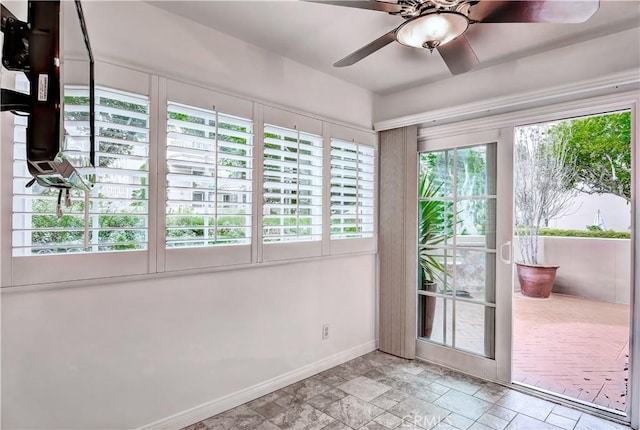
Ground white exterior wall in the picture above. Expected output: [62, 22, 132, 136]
[548, 193, 631, 232]
[512, 236, 631, 305]
[545, 237, 631, 305]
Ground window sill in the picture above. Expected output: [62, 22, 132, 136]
[3, 249, 378, 292]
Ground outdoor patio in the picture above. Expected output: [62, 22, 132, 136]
[513, 293, 630, 412]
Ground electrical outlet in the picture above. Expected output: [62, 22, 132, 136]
[322, 324, 329, 340]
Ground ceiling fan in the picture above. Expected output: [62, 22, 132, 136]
[304, 0, 600, 75]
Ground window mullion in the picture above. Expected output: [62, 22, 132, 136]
[355, 142, 360, 234]
[296, 126, 300, 237]
[214, 108, 219, 244]
[84, 191, 90, 249]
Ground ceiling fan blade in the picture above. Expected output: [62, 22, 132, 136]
[334, 30, 397, 67]
[437, 35, 479, 75]
[301, 1, 403, 13]
[469, 0, 600, 23]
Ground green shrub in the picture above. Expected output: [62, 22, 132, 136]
[539, 228, 630, 239]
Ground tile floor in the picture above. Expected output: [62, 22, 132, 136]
[183, 350, 631, 430]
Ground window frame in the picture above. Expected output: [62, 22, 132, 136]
[160, 79, 254, 272]
[1, 63, 378, 287]
[327, 124, 377, 255]
[261, 107, 324, 262]
[4, 62, 156, 286]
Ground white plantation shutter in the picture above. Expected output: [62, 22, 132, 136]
[9, 72, 377, 283]
[166, 102, 253, 248]
[263, 124, 323, 243]
[330, 139, 375, 239]
[12, 83, 150, 256]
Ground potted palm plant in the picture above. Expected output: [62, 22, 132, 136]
[514, 123, 576, 298]
[418, 174, 455, 337]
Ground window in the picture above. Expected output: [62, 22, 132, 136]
[166, 102, 253, 248]
[192, 191, 205, 202]
[330, 139, 375, 239]
[7, 72, 377, 284]
[12, 84, 150, 256]
[263, 124, 323, 243]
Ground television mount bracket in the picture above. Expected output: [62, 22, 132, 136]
[1, 4, 30, 72]
[1, 4, 31, 114]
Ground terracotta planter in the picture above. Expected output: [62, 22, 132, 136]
[516, 262, 559, 298]
[419, 282, 437, 338]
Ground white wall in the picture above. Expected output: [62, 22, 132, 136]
[1, 256, 376, 429]
[82, 1, 374, 129]
[374, 27, 640, 123]
[513, 237, 631, 305]
[1, 1, 377, 428]
[548, 193, 631, 232]
[545, 237, 631, 305]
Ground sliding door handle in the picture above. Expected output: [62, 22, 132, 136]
[499, 241, 512, 264]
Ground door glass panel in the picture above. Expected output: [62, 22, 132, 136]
[512, 110, 632, 414]
[419, 296, 453, 347]
[455, 250, 496, 303]
[421, 150, 454, 197]
[419, 199, 455, 247]
[457, 145, 489, 197]
[418, 143, 497, 359]
[455, 302, 495, 358]
[418, 247, 454, 294]
[457, 198, 497, 246]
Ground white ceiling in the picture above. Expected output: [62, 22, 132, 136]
[148, 0, 640, 95]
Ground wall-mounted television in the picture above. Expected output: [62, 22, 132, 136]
[1, 0, 94, 191]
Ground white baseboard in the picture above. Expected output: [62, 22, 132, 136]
[138, 340, 377, 430]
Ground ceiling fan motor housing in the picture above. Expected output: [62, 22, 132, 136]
[393, 0, 473, 19]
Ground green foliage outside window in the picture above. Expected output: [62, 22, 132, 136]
[539, 228, 630, 239]
[166, 211, 248, 245]
[22, 93, 150, 254]
[553, 111, 631, 202]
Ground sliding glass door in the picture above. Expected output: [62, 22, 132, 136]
[416, 130, 513, 382]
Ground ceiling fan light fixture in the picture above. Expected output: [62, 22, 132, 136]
[396, 11, 469, 52]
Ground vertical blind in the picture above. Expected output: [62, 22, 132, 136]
[263, 124, 323, 243]
[330, 139, 375, 239]
[166, 102, 253, 248]
[12, 83, 150, 256]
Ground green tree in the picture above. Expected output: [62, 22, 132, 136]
[31, 199, 86, 252]
[553, 111, 631, 202]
